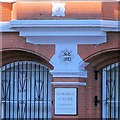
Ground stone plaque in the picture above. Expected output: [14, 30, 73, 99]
[54, 88, 77, 115]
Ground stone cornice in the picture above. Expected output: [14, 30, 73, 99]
[1, 20, 119, 33]
[9, 20, 119, 29]
[51, 82, 86, 86]
[50, 71, 88, 78]
[1, 20, 119, 78]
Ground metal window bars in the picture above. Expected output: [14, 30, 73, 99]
[1, 61, 52, 119]
[102, 62, 120, 119]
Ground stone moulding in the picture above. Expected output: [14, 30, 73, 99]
[1, 19, 119, 78]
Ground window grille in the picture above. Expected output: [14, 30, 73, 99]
[1, 61, 52, 119]
[102, 62, 120, 119]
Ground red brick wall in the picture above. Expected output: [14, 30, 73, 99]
[52, 78, 86, 119]
[1, 31, 120, 119]
[11, 2, 101, 20]
[14, 2, 119, 20]
[1, 2, 119, 21]
[2, 32, 118, 67]
[83, 32, 120, 118]
[84, 50, 119, 118]
[1, 1, 120, 118]
[65, 2, 101, 19]
[15, 2, 52, 20]
[78, 32, 120, 61]
[52, 48, 120, 118]
[0, 2, 12, 21]
[102, 2, 119, 20]
[1, 32, 55, 68]
[51, 32, 120, 118]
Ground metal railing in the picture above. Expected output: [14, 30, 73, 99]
[102, 62, 120, 119]
[1, 61, 52, 119]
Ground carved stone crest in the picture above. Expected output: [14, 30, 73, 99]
[59, 49, 74, 64]
[52, 2, 65, 17]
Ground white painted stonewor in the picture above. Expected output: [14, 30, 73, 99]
[52, 2, 65, 17]
[4, 20, 119, 78]
[50, 44, 88, 78]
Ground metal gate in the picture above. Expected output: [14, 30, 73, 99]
[102, 62, 120, 119]
[1, 61, 52, 119]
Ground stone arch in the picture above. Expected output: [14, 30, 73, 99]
[84, 48, 120, 70]
[1, 48, 54, 69]
[1, 49, 53, 119]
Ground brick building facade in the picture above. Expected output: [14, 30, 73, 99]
[0, 0, 120, 119]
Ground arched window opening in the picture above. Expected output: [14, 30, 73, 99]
[102, 62, 120, 119]
[1, 61, 52, 119]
